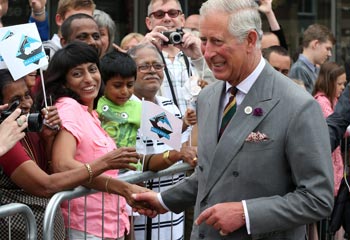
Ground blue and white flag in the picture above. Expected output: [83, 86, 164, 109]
[140, 100, 182, 151]
[0, 23, 48, 80]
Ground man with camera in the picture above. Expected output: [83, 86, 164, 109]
[143, 0, 211, 116]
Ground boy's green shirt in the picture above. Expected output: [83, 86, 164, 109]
[97, 96, 142, 148]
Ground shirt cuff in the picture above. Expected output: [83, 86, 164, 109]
[157, 193, 170, 211]
[242, 200, 251, 234]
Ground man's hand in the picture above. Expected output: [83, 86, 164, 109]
[132, 191, 168, 217]
[176, 32, 203, 60]
[141, 26, 170, 50]
[195, 202, 246, 236]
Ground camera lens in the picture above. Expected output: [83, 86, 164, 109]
[169, 32, 182, 45]
[26, 113, 43, 132]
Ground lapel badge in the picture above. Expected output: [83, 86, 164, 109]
[244, 106, 253, 115]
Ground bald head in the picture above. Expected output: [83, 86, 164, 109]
[261, 32, 280, 50]
[185, 14, 200, 31]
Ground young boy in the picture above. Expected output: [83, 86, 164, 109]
[97, 50, 141, 149]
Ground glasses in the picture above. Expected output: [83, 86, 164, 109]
[137, 63, 165, 73]
[149, 9, 182, 19]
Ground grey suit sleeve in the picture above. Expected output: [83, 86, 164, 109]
[161, 170, 198, 213]
[327, 83, 350, 151]
[246, 98, 334, 235]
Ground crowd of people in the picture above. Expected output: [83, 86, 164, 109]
[0, 0, 349, 239]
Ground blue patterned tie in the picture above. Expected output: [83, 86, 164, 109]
[218, 87, 237, 140]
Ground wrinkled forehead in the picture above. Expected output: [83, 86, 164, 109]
[134, 47, 162, 63]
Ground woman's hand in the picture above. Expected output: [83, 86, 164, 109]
[121, 182, 156, 210]
[41, 106, 61, 139]
[100, 147, 140, 171]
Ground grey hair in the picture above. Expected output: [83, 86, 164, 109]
[127, 43, 163, 62]
[93, 9, 116, 52]
[147, 0, 183, 16]
[200, 0, 262, 47]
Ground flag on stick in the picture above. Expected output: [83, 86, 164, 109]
[0, 23, 48, 80]
[140, 100, 182, 151]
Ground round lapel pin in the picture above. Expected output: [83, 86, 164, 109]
[244, 106, 252, 115]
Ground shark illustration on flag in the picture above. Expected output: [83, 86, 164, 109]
[140, 100, 182, 151]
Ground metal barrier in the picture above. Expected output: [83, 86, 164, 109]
[42, 159, 342, 240]
[0, 203, 37, 240]
[43, 162, 193, 240]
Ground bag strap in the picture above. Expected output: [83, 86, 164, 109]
[182, 53, 192, 77]
[157, 49, 179, 107]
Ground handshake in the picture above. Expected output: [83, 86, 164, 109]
[130, 191, 168, 218]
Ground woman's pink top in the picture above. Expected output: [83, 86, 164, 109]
[314, 92, 343, 196]
[55, 97, 129, 238]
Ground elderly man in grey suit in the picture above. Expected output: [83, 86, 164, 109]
[133, 0, 334, 239]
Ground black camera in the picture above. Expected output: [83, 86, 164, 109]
[0, 100, 43, 132]
[161, 28, 184, 45]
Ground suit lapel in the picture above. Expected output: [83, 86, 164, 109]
[202, 64, 280, 200]
[200, 82, 225, 160]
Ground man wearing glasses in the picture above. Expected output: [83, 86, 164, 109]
[143, 0, 213, 117]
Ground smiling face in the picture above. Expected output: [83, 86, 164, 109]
[200, 11, 257, 85]
[104, 76, 135, 106]
[146, 0, 185, 31]
[133, 47, 164, 100]
[2, 78, 33, 114]
[65, 62, 101, 110]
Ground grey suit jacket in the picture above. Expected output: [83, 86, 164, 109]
[162, 63, 334, 240]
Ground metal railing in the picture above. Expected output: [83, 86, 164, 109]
[43, 162, 193, 240]
[0, 203, 37, 240]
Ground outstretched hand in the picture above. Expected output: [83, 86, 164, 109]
[132, 191, 168, 218]
[102, 147, 140, 171]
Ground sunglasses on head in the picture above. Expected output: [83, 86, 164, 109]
[149, 9, 182, 19]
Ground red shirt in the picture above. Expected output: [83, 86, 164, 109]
[0, 133, 47, 176]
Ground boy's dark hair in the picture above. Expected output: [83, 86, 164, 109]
[99, 50, 137, 84]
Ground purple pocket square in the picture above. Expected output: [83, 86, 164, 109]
[245, 131, 269, 142]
